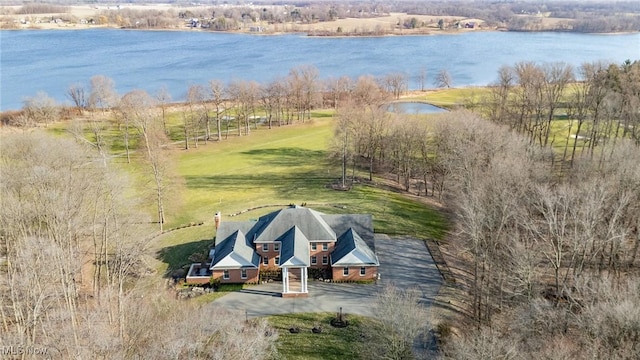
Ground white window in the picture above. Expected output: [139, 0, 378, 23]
[275, 256, 280, 265]
[223, 270, 229, 280]
[274, 243, 280, 251]
[241, 269, 247, 279]
[262, 243, 269, 252]
[343, 267, 349, 276]
[360, 267, 366, 276]
[263, 256, 268, 265]
[322, 243, 328, 251]
[311, 243, 317, 251]
[311, 256, 317, 265]
[322, 255, 328, 265]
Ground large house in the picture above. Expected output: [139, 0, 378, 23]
[186, 205, 379, 297]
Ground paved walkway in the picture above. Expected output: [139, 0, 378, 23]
[212, 236, 443, 319]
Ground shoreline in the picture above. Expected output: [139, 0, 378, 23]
[3, 6, 637, 37]
[3, 19, 638, 37]
[2, 24, 636, 37]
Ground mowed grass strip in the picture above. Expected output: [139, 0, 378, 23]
[267, 313, 374, 360]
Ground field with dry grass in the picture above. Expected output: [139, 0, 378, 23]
[1, 3, 489, 35]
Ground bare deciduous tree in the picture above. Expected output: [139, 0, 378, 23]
[365, 285, 429, 360]
[434, 69, 452, 89]
[89, 75, 118, 111]
[380, 72, 409, 100]
[156, 85, 172, 135]
[67, 83, 88, 112]
[209, 79, 226, 140]
[20, 91, 58, 127]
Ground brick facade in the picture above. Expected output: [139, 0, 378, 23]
[212, 268, 259, 284]
[331, 266, 377, 281]
[309, 241, 335, 269]
[256, 242, 281, 268]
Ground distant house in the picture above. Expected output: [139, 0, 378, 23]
[186, 205, 379, 297]
[464, 22, 476, 29]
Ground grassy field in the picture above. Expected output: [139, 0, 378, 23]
[267, 312, 378, 360]
[137, 112, 449, 275]
[404, 87, 490, 108]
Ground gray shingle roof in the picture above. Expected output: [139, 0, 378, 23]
[216, 221, 256, 244]
[211, 206, 377, 270]
[210, 230, 260, 269]
[331, 228, 379, 266]
[278, 226, 311, 267]
[253, 206, 336, 243]
[321, 214, 374, 252]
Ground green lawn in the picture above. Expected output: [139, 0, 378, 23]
[155, 224, 215, 275]
[167, 117, 448, 237]
[149, 114, 447, 275]
[50, 108, 449, 276]
[267, 313, 376, 360]
[404, 87, 490, 108]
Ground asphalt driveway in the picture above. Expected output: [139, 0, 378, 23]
[212, 235, 443, 318]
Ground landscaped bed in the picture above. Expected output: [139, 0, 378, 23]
[267, 312, 381, 360]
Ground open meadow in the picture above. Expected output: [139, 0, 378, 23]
[60, 107, 450, 275]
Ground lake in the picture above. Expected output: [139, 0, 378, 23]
[1, 30, 639, 111]
[386, 102, 447, 114]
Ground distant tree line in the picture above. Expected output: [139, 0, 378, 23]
[482, 60, 640, 168]
[397, 0, 640, 32]
[4, 1, 637, 33]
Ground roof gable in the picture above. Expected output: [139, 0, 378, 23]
[331, 228, 379, 266]
[253, 206, 336, 243]
[278, 226, 311, 267]
[211, 230, 259, 269]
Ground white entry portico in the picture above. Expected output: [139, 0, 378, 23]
[278, 226, 311, 297]
[282, 266, 308, 296]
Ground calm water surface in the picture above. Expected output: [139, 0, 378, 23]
[1, 30, 639, 110]
[387, 102, 447, 114]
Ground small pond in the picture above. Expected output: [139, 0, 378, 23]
[385, 102, 447, 114]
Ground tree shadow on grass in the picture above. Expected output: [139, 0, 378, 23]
[157, 238, 213, 277]
[185, 171, 336, 199]
[241, 147, 326, 167]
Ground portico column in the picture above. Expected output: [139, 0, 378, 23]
[282, 267, 288, 294]
[302, 267, 307, 293]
